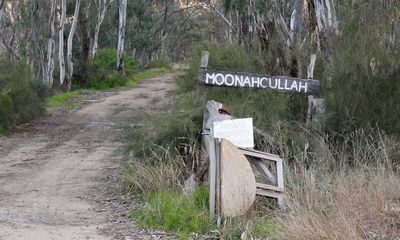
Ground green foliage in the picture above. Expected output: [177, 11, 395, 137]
[0, 93, 14, 132]
[326, 2, 400, 133]
[67, 102, 78, 110]
[85, 49, 137, 90]
[176, 42, 299, 134]
[193, 185, 209, 210]
[252, 217, 281, 238]
[146, 59, 171, 70]
[131, 191, 211, 239]
[47, 91, 81, 107]
[0, 58, 45, 132]
[128, 68, 168, 87]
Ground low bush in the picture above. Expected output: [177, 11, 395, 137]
[128, 68, 168, 87]
[0, 58, 46, 133]
[0, 93, 14, 133]
[85, 49, 138, 89]
[146, 59, 171, 70]
[132, 190, 211, 239]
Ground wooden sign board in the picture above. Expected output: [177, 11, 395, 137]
[198, 70, 320, 95]
[213, 118, 254, 148]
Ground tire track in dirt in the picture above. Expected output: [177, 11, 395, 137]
[0, 71, 176, 240]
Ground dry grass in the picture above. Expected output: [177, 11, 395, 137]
[123, 139, 201, 196]
[279, 129, 400, 240]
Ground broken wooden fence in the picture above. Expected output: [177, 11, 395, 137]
[202, 100, 285, 218]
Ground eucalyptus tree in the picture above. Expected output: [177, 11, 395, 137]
[58, 0, 66, 88]
[92, 0, 112, 58]
[46, 0, 57, 88]
[65, 0, 81, 91]
[117, 0, 127, 73]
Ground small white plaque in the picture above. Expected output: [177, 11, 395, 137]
[213, 118, 254, 148]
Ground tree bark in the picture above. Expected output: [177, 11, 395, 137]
[30, 0, 45, 83]
[0, 0, 5, 11]
[117, 0, 127, 73]
[91, 0, 109, 58]
[59, 0, 66, 87]
[314, 0, 339, 87]
[65, 0, 81, 91]
[46, 0, 57, 89]
[78, 2, 90, 64]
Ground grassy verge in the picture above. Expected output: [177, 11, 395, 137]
[128, 68, 168, 87]
[132, 188, 210, 239]
[47, 91, 81, 107]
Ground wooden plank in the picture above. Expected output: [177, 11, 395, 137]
[276, 158, 284, 190]
[208, 131, 217, 218]
[240, 148, 283, 163]
[250, 159, 276, 184]
[256, 188, 282, 198]
[307, 96, 325, 134]
[198, 70, 320, 95]
[256, 188, 285, 208]
[215, 139, 222, 217]
[256, 183, 284, 193]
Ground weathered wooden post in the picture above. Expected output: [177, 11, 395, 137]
[201, 101, 231, 217]
[195, 51, 209, 108]
[306, 54, 325, 135]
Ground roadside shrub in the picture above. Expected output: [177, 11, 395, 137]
[85, 48, 138, 89]
[0, 58, 45, 132]
[0, 93, 14, 132]
[327, 2, 400, 133]
[146, 59, 171, 70]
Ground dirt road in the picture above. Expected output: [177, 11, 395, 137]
[0, 72, 175, 240]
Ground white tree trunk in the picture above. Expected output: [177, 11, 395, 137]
[91, 0, 109, 58]
[289, 0, 303, 47]
[314, 0, 339, 87]
[66, 0, 81, 90]
[59, 0, 66, 86]
[315, 0, 339, 36]
[117, 0, 127, 73]
[46, 0, 56, 88]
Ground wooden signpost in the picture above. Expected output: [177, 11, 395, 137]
[198, 51, 325, 219]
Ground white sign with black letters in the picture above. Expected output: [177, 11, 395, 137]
[213, 118, 254, 148]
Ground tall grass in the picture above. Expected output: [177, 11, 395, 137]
[274, 128, 400, 240]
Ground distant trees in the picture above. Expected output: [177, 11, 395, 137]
[0, 0, 203, 92]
